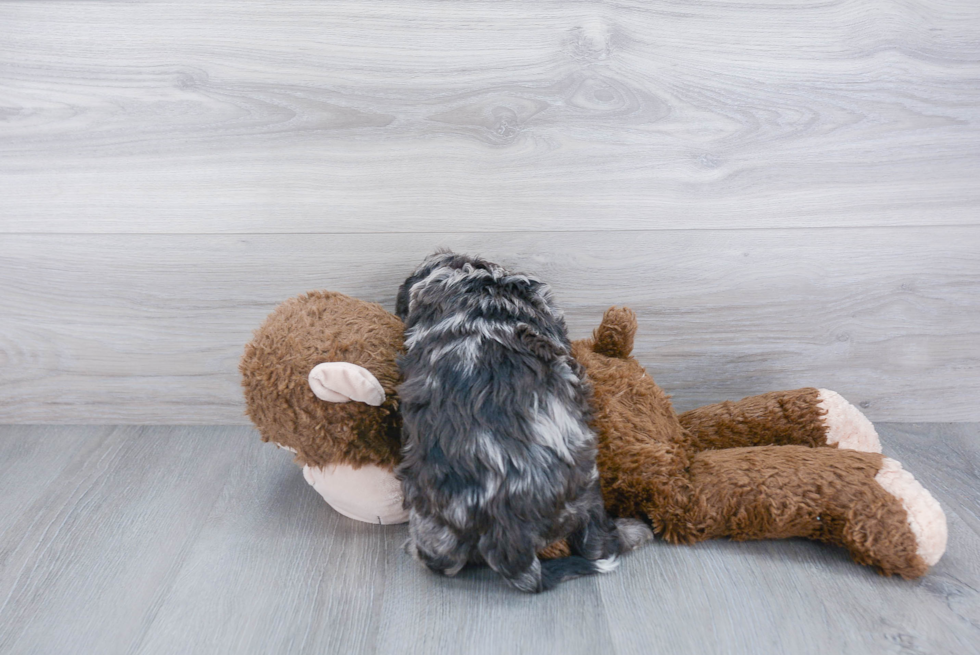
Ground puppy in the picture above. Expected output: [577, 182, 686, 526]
[395, 251, 652, 592]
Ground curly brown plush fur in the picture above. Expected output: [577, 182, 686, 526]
[241, 291, 403, 469]
[679, 387, 829, 451]
[241, 293, 945, 579]
[576, 307, 930, 578]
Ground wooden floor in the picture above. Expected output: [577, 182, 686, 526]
[0, 424, 976, 655]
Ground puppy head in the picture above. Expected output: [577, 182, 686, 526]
[395, 249, 465, 321]
[241, 290, 406, 469]
[396, 250, 543, 325]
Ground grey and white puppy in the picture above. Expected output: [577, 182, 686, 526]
[395, 251, 652, 593]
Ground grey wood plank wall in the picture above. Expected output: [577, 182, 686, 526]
[1, 1, 978, 423]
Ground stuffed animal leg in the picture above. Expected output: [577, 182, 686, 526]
[671, 391, 946, 576]
[674, 446, 944, 577]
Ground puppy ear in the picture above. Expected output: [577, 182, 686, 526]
[308, 362, 386, 406]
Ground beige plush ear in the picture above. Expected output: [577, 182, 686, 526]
[308, 362, 386, 406]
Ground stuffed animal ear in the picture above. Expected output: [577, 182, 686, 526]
[308, 362, 386, 406]
[592, 307, 638, 359]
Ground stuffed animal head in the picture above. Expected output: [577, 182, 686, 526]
[240, 291, 405, 470]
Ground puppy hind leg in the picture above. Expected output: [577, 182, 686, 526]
[478, 528, 546, 593]
[477, 514, 629, 591]
[411, 541, 468, 577]
[407, 513, 469, 577]
[482, 548, 607, 592]
[505, 557, 546, 593]
[614, 518, 655, 553]
[569, 482, 653, 560]
[538, 503, 633, 589]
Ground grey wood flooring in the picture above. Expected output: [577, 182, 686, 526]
[0, 423, 977, 655]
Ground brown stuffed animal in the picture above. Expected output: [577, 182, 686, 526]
[241, 291, 947, 577]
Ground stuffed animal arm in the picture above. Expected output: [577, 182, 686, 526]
[679, 388, 881, 453]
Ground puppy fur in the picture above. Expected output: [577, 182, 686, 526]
[395, 251, 652, 592]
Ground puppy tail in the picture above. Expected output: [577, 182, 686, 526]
[538, 555, 620, 592]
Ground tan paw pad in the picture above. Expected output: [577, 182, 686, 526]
[875, 457, 948, 567]
[817, 389, 881, 453]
